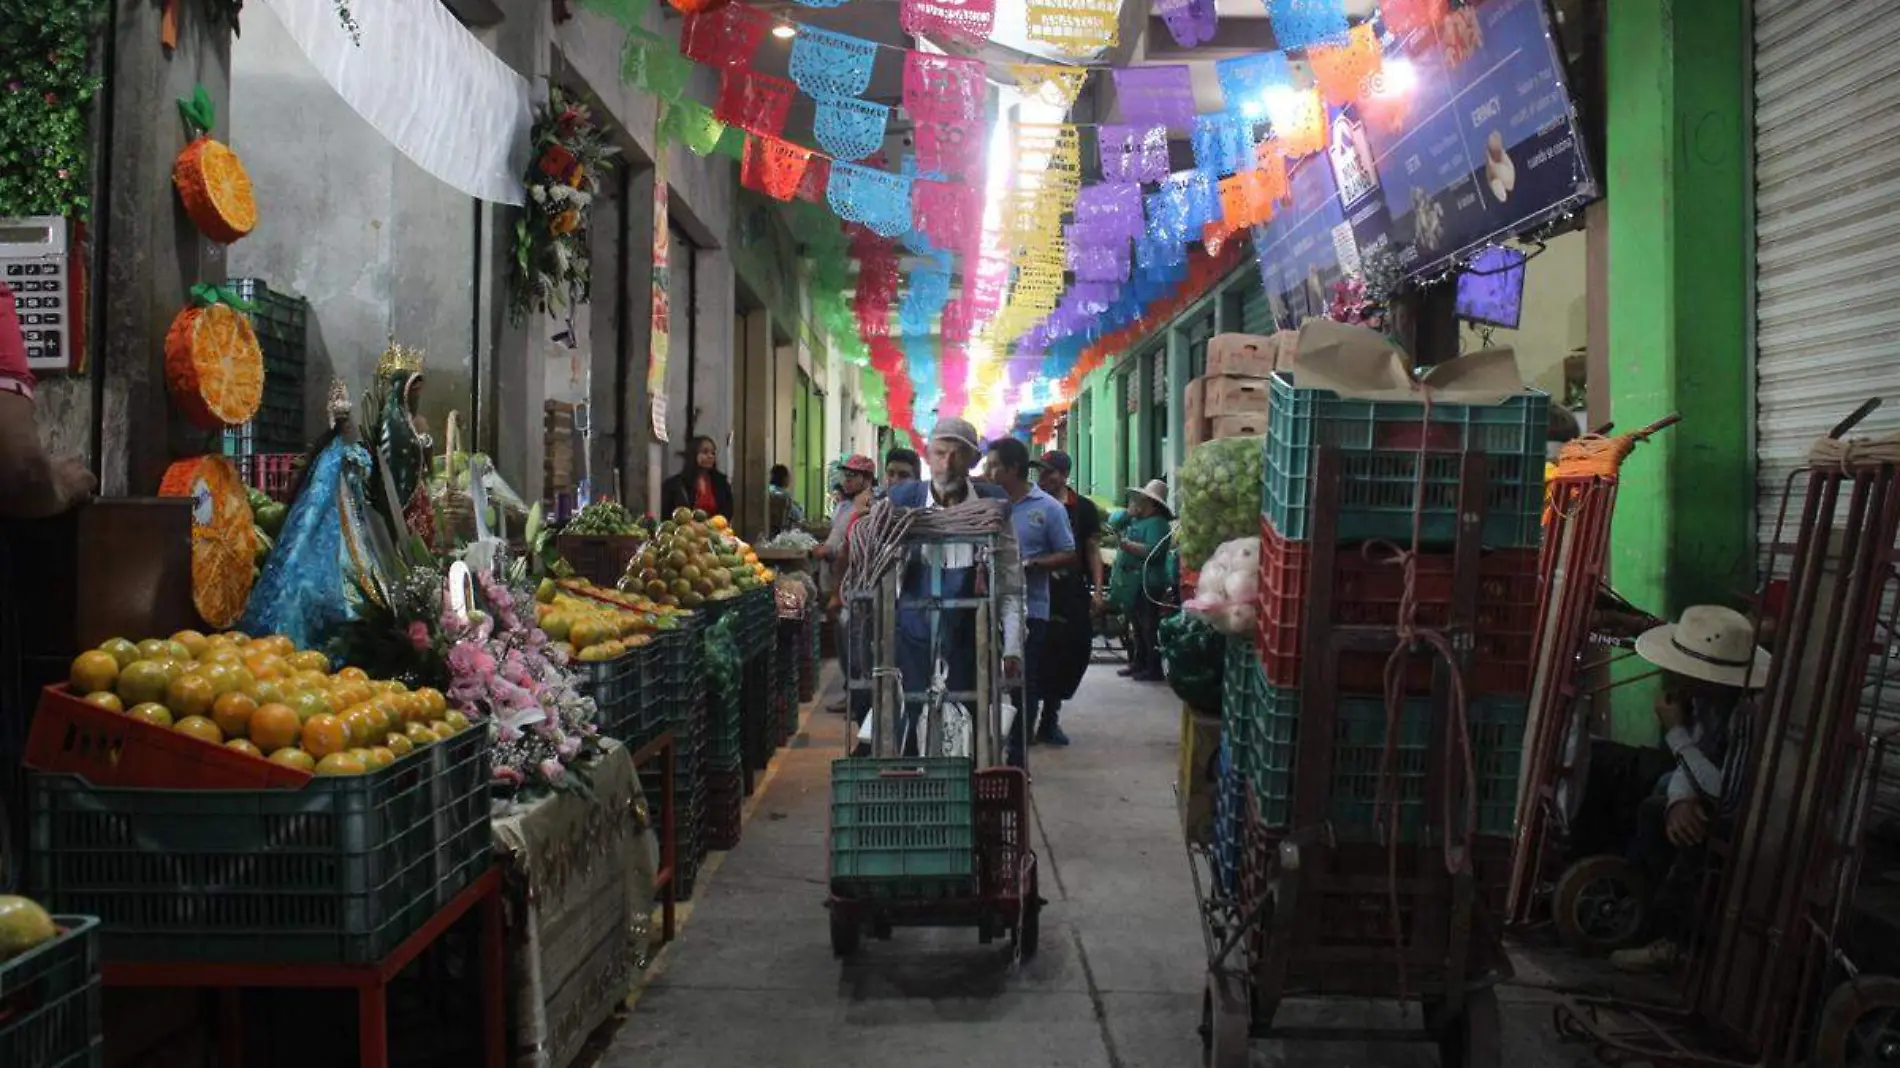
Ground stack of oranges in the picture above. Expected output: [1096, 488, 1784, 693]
[68, 630, 472, 777]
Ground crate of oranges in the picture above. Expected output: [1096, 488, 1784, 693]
[24, 630, 492, 964]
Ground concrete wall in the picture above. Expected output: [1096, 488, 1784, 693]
[228, 4, 478, 454]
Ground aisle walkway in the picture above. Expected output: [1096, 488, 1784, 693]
[601, 664, 1598, 1067]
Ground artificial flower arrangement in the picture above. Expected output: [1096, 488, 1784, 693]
[510, 84, 618, 324]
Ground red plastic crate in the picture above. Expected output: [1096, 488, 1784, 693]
[26, 686, 315, 789]
[236, 453, 300, 503]
[1253, 516, 1536, 696]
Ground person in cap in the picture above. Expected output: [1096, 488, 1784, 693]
[818, 454, 879, 714]
[985, 437, 1076, 766]
[873, 418, 1024, 757]
[1027, 449, 1102, 746]
[1612, 604, 1771, 974]
[1109, 480, 1174, 682]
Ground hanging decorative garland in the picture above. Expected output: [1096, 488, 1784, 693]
[164, 285, 265, 430]
[0, 0, 107, 218]
[509, 85, 617, 324]
[173, 87, 259, 244]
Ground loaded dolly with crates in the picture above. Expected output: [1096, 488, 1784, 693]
[1191, 361, 1552, 1068]
[827, 499, 1041, 960]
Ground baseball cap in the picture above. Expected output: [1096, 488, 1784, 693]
[839, 454, 876, 476]
[929, 417, 983, 452]
[1031, 450, 1072, 474]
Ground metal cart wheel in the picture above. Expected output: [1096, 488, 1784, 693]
[1201, 974, 1252, 1068]
[829, 905, 862, 959]
[1812, 976, 1900, 1067]
[1552, 854, 1649, 955]
[1435, 986, 1503, 1068]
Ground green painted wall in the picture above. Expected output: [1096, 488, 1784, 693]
[1604, 0, 1753, 743]
[1090, 368, 1115, 498]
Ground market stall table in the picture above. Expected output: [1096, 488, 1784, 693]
[492, 739, 659, 1068]
[100, 866, 506, 1068]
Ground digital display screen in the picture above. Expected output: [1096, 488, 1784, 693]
[1455, 245, 1527, 329]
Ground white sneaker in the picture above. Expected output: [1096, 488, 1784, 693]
[1609, 938, 1682, 974]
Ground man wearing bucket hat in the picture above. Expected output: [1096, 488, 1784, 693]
[1110, 480, 1174, 682]
[1612, 604, 1771, 974]
[871, 419, 1024, 757]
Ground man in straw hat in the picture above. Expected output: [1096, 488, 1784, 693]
[874, 418, 1025, 758]
[1110, 480, 1175, 682]
[1612, 604, 1771, 974]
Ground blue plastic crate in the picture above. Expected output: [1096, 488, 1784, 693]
[1211, 742, 1242, 898]
[1261, 373, 1547, 547]
[1248, 683, 1526, 842]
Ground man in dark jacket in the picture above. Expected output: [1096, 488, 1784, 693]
[1028, 450, 1100, 746]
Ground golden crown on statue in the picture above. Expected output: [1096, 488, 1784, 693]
[376, 337, 426, 378]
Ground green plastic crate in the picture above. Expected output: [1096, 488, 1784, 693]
[1261, 374, 1547, 548]
[1242, 683, 1525, 841]
[0, 915, 99, 1068]
[28, 727, 491, 964]
[829, 758, 975, 897]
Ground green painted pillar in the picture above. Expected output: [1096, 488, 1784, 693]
[1090, 368, 1115, 497]
[1604, 0, 1751, 743]
[1127, 361, 1150, 485]
[1073, 391, 1091, 493]
[1167, 326, 1189, 478]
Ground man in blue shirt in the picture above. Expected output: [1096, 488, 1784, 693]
[984, 436, 1076, 767]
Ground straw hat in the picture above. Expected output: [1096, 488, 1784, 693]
[1127, 479, 1171, 512]
[1634, 605, 1773, 689]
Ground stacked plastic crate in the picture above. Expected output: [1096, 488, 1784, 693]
[221, 279, 309, 469]
[702, 614, 745, 851]
[639, 620, 709, 897]
[1240, 372, 1547, 847]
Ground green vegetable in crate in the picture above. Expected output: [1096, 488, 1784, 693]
[0, 895, 57, 960]
[566, 500, 641, 536]
[1160, 613, 1225, 713]
[1176, 436, 1265, 570]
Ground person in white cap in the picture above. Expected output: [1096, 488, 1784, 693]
[1612, 604, 1771, 974]
[877, 418, 1025, 757]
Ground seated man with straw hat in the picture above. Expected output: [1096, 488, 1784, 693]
[1613, 604, 1771, 974]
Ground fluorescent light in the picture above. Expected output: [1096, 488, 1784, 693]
[771, 23, 796, 39]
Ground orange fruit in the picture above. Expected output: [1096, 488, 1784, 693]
[247, 678, 285, 706]
[98, 638, 140, 669]
[170, 630, 210, 659]
[366, 747, 396, 770]
[292, 669, 329, 690]
[443, 710, 471, 733]
[268, 747, 316, 771]
[70, 650, 120, 693]
[287, 690, 333, 724]
[348, 748, 374, 766]
[381, 679, 409, 695]
[225, 738, 262, 757]
[341, 708, 378, 748]
[116, 661, 172, 706]
[136, 639, 171, 661]
[393, 693, 425, 724]
[83, 691, 124, 713]
[246, 655, 286, 681]
[211, 692, 257, 739]
[157, 456, 255, 628]
[301, 714, 349, 759]
[427, 720, 455, 742]
[403, 722, 438, 747]
[265, 635, 296, 657]
[360, 702, 391, 737]
[128, 703, 174, 728]
[415, 687, 448, 717]
[336, 666, 369, 682]
[250, 703, 302, 752]
[384, 733, 414, 758]
[314, 752, 366, 777]
[173, 716, 223, 744]
[289, 651, 331, 674]
[223, 630, 251, 643]
[165, 674, 217, 719]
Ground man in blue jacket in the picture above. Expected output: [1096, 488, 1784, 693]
[881, 418, 1024, 759]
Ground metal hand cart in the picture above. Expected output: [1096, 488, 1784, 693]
[828, 519, 1042, 959]
[1191, 448, 1516, 1068]
[1552, 401, 1900, 1067]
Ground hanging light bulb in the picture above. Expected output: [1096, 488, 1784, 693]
[771, 23, 797, 39]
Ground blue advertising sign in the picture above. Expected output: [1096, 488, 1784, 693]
[1249, 0, 1596, 324]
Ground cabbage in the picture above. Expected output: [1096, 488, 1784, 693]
[1177, 436, 1265, 570]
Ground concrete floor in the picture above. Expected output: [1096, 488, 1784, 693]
[601, 661, 1612, 1068]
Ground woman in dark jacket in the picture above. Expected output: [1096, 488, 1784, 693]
[660, 435, 734, 520]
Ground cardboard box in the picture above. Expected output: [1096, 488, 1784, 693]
[1178, 705, 1223, 845]
[1207, 333, 1278, 378]
[1209, 413, 1268, 439]
[1201, 374, 1272, 417]
[1184, 376, 1206, 427]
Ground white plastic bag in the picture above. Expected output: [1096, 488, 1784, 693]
[1183, 535, 1260, 636]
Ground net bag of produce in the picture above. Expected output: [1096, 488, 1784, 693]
[1181, 535, 1259, 636]
[1161, 612, 1225, 713]
[1176, 436, 1264, 570]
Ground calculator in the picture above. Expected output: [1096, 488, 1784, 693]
[0, 215, 74, 373]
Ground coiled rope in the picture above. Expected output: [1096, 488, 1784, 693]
[840, 496, 1012, 595]
[1808, 430, 1900, 471]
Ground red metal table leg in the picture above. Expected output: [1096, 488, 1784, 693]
[483, 876, 507, 1068]
[358, 982, 389, 1068]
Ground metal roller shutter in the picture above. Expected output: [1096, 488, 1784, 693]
[1185, 310, 1216, 378]
[1753, 0, 1900, 821]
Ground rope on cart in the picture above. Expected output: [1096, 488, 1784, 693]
[840, 497, 1013, 594]
[1012, 851, 1037, 969]
[1809, 429, 1900, 471]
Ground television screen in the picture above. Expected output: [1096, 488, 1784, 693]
[1248, 0, 1597, 309]
[1455, 246, 1527, 329]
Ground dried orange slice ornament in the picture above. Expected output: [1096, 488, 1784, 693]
[159, 456, 258, 630]
[173, 86, 257, 244]
[164, 287, 264, 429]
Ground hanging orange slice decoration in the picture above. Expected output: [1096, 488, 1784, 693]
[164, 288, 264, 429]
[159, 456, 258, 630]
[173, 86, 257, 245]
